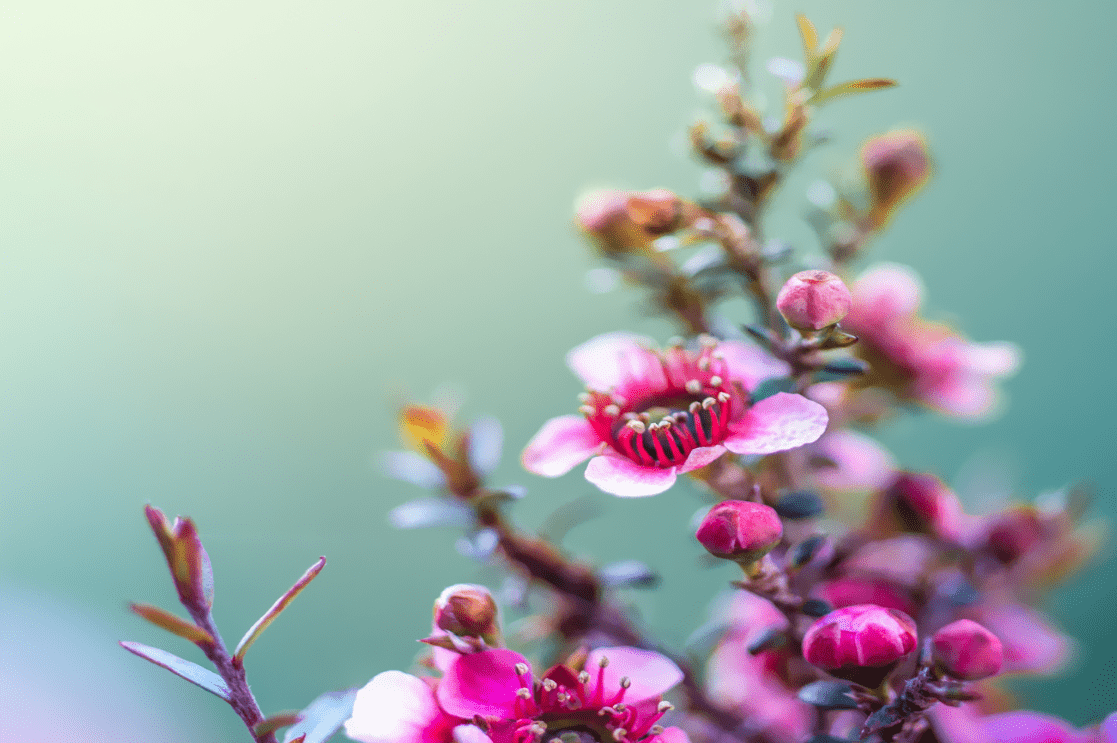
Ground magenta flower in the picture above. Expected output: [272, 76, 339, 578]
[436, 646, 686, 743]
[522, 332, 828, 496]
[843, 264, 1020, 419]
[345, 671, 464, 743]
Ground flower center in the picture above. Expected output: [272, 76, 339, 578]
[578, 341, 740, 468]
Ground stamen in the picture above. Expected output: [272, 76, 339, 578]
[698, 334, 718, 347]
[718, 391, 731, 403]
[619, 677, 631, 688]
[710, 375, 723, 387]
[688, 401, 701, 413]
[685, 379, 702, 394]
[578, 393, 592, 403]
[697, 358, 711, 371]
[649, 727, 665, 735]
[515, 663, 529, 676]
[657, 702, 674, 713]
[612, 729, 628, 741]
[598, 655, 610, 668]
[702, 396, 716, 409]
[604, 404, 620, 417]
[578, 671, 591, 685]
[579, 405, 595, 416]
[541, 678, 557, 692]
[516, 688, 532, 699]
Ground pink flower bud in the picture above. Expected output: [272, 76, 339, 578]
[802, 604, 918, 688]
[871, 472, 965, 542]
[695, 500, 783, 563]
[574, 188, 686, 258]
[984, 507, 1044, 564]
[433, 584, 499, 639]
[933, 619, 1003, 680]
[776, 270, 853, 332]
[861, 130, 931, 229]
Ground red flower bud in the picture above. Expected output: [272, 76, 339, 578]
[433, 584, 500, 639]
[695, 500, 783, 563]
[776, 270, 853, 332]
[802, 604, 918, 688]
[933, 619, 1003, 680]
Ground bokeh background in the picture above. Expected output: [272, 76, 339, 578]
[2, 0, 1115, 739]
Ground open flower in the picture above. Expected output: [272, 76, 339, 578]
[843, 264, 1020, 419]
[522, 333, 828, 496]
[436, 646, 686, 743]
[345, 671, 465, 743]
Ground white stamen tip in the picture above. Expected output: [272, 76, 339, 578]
[579, 405, 595, 416]
[578, 671, 591, 684]
[578, 392, 593, 403]
[542, 678, 557, 691]
[598, 655, 610, 668]
[516, 687, 532, 699]
[689, 401, 702, 413]
[612, 729, 628, 741]
[619, 676, 631, 688]
[650, 727, 665, 735]
[515, 663, 529, 676]
[718, 391, 731, 402]
[702, 397, 717, 409]
[658, 701, 674, 713]
[604, 404, 620, 416]
[710, 375, 723, 387]
[686, 379, 703, 394]
[698, 333, 719, 347]
[698, 358, 711, 371]
[627, 420, 647, 434]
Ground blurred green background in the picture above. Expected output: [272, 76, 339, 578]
[2, 0, 1115, 739]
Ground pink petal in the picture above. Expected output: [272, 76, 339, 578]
[965, 341, 1021, 377]
[651, 728, 692, 743]
[584, 453, 677, 497]
[970, 604, 1072, 675]
[723, 393, 828, 455]
[1101, 712, 1117, 743]
[677, 445, 727, 473]
[849, 263, 923, 325]
[566, 332, 664, 390]
[584, 647, 683, 703]
[346, 671, 444, 743]
[982, 711, 1093, 743]
[522, 416, 601, 477]
[716, 340, 790, 391]
[928, 704, 992, 743]
[437, 649, 532, 720]
[810, 430, 896, 492]
[452, 726, 494, 743]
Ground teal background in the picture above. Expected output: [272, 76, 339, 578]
[1, 1, 1115, 739]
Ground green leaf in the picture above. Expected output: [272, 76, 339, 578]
[747, 626, 787, 655]
[774, 491, 825, 520]
[234, 557, 326, 664]
[119, 641, 230, 700]
[810, 78, 897, 106]
[788, 534, 828, 569]
[795, 14, 818, 69]
[798, 680, 858, 710]
[800, 598, 833, 617]
[815, 358, 869, 382]
[284, 689, 358, 743]
[129, 603, 215, 646]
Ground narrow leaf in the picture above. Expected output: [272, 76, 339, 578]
[600, 560, 660, 589]
[810, 78, 897, 106]
[467, 415, 503, 475]
[284, 689, 358, 743]
[378, 450, 447, 489]
[120, 641, 231, 700]
[788, 534, 828, 569]
[800, 598, 833, 617]
[774, 491, 825, 520]
[750, 377, 796, 402]
[747, 626, 787, 655]
[798, 680, 857, 710]
[144, 504, 176, 567]
[387, 497, 472, 529]
[234, 557, 326, 664]
[129, 603, 215, 645]
[795, 13, 818, 65]
[254, 713, 303, 737]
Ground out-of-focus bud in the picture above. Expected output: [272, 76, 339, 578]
[984, 506, 1044, 565]
[861, 130, 931, 229]
[695, 500, 783, 566]
[400, 405, 450, 456]
[870, 472, 965, 543]
[815, 577, 917, 617]
[776, 270, 853, 332]
[802, 604, 918, 688]
[433, 584, 500, 642]
[933, 619, 1003, 680]
[575, 189, 692, 258]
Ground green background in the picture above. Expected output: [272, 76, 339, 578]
[2, 1, 1114, 739]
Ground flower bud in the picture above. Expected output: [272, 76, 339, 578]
[776, 270, 852, 332]
[574, 189, 688, 258]
[984, 506, 1044, 565]
[861, 130, 930, 229]
[802, 604, 918, 688]
[932, 619, 1003, 680]
[433, 584, 499, 639]
[695, 500, 783, 564]
[871, 472, 964, 542]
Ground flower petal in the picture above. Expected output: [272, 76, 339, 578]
[848, 263, 924, 326]
[566, 332, 663, 390]
[717, 340, 790, 391]
[723, 393, 828, 455]
[345, 671, 441, 743]
[452, 725, 494, 743]
[584, 453, 678, 497]
[810, 430, 896, 492]
[585, 646, 684, 702]
[437, 649, 531, 720]
[522, 416, 601, 477]
[982, 711, 1093, 743]
[677, 445, 727, 474]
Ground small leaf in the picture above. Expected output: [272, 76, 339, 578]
[467, 416, 503, 476]
[751, 377, 796, 402]
[747, 626, 787, 655]
[774, 491, 825, 520]
[379, 450, 447, 489]
[600, 560, 660, 589]
[798, 680, 857, 710]
[815, 358, 869, 382]
[788, 534, 828, 569]
[795, 14, 819, 66]
[455, 528, 499, 561]
[387, 497, 472, 529]
[800, 598, 833, 617]
[129, 603, 215, 645]
[861, 705, 905, 738]
[120, 641, 230, 700]
[284, 689, 359, 743]
[144, 505, 176, 567]
[170, 517, 213, 610]
[742, 323, 777, 349]
[234, 557, 326, 664]
[254, 713, 302, 737]
[817, 330, 859, 350]
[810, 78, 897, 106]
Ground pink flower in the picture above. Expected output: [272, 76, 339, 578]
[807, 429, 897, 494]
[802, 604, 918, 688]
[843, 264, 1020, 419]
[436, 646, 685, 743]
[869, 472, 968, 543]
[931, 705, 1117, 743]
[345, 671, 464, 743]
[962, 601, 1072, 676]
[522, 333, 828, 497]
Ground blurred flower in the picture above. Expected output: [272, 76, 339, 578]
[861, 130, 931, 229]
[575, 189, 694, 258]
[522, 333, 827, 497]
[813, 577, 917, 618]
[868, 472, 969, 543]
[933, 619, 1003, 681]
[842, 264, 1020, 419]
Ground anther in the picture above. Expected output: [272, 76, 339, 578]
[612, 395, 627, 405]
[578, 671, 591, 684]
[604, 404, 620, 417]
[542, 678, 557, 691]
[626, 420, 647, 434]
[598, 655, 610, 668]
[685, 379, 703, 394]
[702, 397, 717, 409]
[717, 391, 731, 403]
[710, 375, 723, 387]
[698, 334, 718, 347]
[612, 729, 628, 741]
[658, 417, 673, 428]
[697, 358, 711, 371]
[657, 701, 674, 713]
[516, 688, 532, 699]
[578, 393, 592, 403]
[619, 677, 631, 688]
[556, 692, 568, 703]
[515, 663, 529, 676]
[637, 412, 651, 422]
[649, 727, 665, 736]
[579, 405, 595, 416]
[689, 401, 701, 413]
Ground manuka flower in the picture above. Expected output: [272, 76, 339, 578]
[436, 646, 687, 743]
[842, 264, 1020, 419]
[522, 332, 828, 496]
